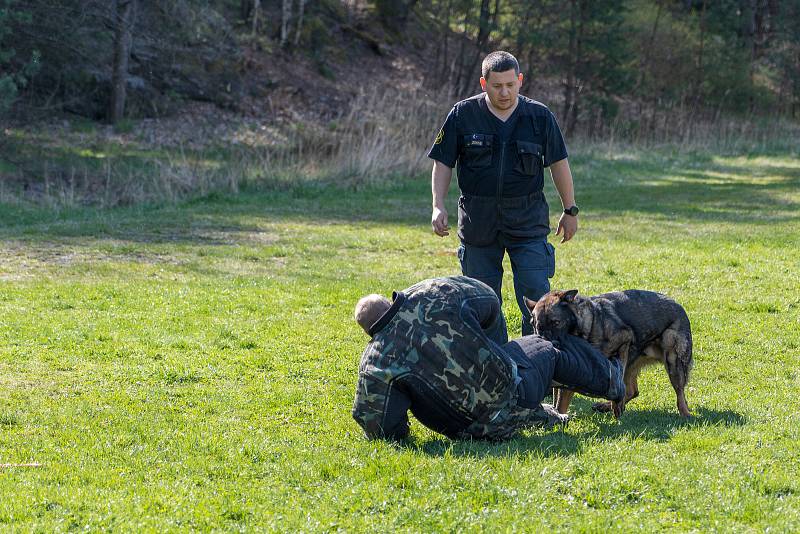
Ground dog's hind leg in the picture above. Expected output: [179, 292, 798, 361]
[555, 388, 575, 414]
[663, 329, 692, 417]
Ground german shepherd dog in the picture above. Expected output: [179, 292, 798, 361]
[524, 290, 693, 418]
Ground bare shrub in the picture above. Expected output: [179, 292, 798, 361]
[253, 88, 444, 188]
[2, 86, 797, 208]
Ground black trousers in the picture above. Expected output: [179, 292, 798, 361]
[502, 334, 618, 409]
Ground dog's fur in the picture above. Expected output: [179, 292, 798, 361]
[524, 289, 693, 418]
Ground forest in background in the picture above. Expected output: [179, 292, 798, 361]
[1, 0, 799, 205]
[3, 1, 800, 125]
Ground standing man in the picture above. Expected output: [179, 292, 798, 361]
[428, 50, 579, 335]
[351, 276, 625, 441]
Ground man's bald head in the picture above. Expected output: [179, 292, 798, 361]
[354, 294, 391, 335]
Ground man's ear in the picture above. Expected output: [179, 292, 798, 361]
[563, 289, 579, 302]
[479, 76, 487, 91]
[518, 72, 524, 84]
[523, 296, 537, 312]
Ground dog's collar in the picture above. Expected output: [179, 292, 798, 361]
[368, 291, 406, 337]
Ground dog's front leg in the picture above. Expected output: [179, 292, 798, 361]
[599, 327, 634, 418]
[610, 338, 633, 418]
[554, 388, 575, 414]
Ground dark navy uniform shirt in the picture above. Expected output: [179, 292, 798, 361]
[428, 93, 568, 197]
[427, 94, 568, 245]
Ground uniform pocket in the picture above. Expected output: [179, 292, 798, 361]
[458, 195, 499, 246]
[545, 241, 556, 278]
[514, 141, 542, 175]
[462, 134, 494, 169]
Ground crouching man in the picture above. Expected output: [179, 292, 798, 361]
[352, 276, 625, 441]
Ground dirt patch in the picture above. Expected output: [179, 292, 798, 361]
[0, 228, 283, 276]
[0, 240, 186, 270]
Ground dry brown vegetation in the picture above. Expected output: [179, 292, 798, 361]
[2, 85, 799, 208]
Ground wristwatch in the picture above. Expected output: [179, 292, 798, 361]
[563, 205, 580, 216]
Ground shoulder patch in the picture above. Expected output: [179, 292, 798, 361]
[434, 129, 444, 145]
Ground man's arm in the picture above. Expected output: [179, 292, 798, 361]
[431, 161, 453, 237]
[549, 158, 578, 243]
[352, 373, 411, 440]
[460, 286, 508, 345]
[428, 106, 458, 237]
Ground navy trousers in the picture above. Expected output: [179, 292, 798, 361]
[458, 236, 555, 335]
[502, 335, 625, 409]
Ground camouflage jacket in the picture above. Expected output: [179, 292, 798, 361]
[352, 276, 557, 441]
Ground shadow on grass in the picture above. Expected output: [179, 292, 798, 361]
[579, 158, 800, 224]
[580, 406, 747, 442]
[406, 406, 746, 459]
[0, 182, 429, 244]
[1, 150, 798, 243]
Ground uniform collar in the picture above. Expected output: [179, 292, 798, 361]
[480, 95, 522, 138]
[480, 93, 521, 123]
[368, 291, 406, 337]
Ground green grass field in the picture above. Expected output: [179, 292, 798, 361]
[1, 146, 799, 531]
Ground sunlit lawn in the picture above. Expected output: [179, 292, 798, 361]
[0, 146, 799, 530]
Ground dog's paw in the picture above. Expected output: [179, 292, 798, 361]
[612, 400, 626, 419]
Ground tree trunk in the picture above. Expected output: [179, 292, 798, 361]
[490, 0, 501, 32]
[437, 0, 453, 87]
[252, 0, 261, 37]
[453, 7, 471, 95]
[280, 0, 292, 47]
[749, 0, 772, 112]
[517, 0, 539, 95]
[694, 0, 707, 108]
[109, 0, 135, 124]
[742, 0, 758, 112]
[240, 0, 251, 22]
[567, 0, 585, 133]
[562, 0, 578, 132]
[638, 0, 663, 91]
[294, 0, 306, 45]
[460, 0, 493, 95]
[639, 0, 663, 128]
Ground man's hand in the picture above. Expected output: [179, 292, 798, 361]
[431, 206, 450, 237]
[431, 162, 453, 237]
[549, 158, 578, 243]
[556, 213, 578, 243]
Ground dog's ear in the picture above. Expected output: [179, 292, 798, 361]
[563, 289, 579, 302]
[522, 296, 537, 312]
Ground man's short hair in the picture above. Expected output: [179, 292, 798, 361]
[354, 294, 391, 335]
[481, 51, 520, 80]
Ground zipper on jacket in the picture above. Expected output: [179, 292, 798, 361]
[496, 141, 506, 214]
